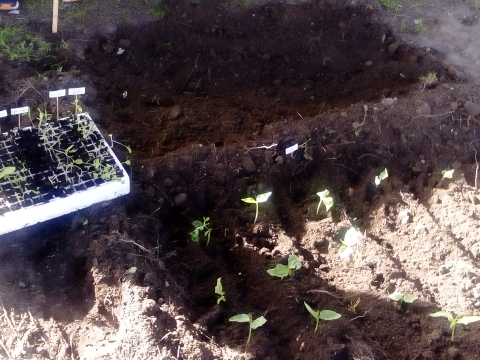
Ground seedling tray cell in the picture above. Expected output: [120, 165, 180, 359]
[0, 113, 130, 235]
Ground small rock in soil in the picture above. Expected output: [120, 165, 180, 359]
[174, 193, 187, 206]
[141, 299, 159, 316]
[439, 265, 450, 274]
[102, 41, 115, 53]
[18, 281, 26, 288]
[169, 106, 183, 120]
[434, 97, 443, 108]
[119, 39, 131, 48]
[144, 272, 159, 287]
[242, 156, 257, 173]
[388, 42, 400, 54]
[415, 100, 431, 115]
[464, 101, 480, 117]
[447, 346, 460, 359]
[450, 101, 459, 111]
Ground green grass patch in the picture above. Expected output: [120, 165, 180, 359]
[378, 0, 402, 11]
[414, 19, 428, 36]
[0, 25, 51, 62]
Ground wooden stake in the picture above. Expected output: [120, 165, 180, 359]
[56, 97, 59, 120]
[52, 0, 59, 33]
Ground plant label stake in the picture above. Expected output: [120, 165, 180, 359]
[0, 110, 7, 133]
[49, 89, 66, 120]
[285, 143, 298, 158]
[52, 0, 59, 33]
[11, 106, 29, 129]
[68, 87, 86, 115]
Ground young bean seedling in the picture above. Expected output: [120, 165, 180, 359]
[304, 302, 341, 332]
[229, 314, 267, 343]
[316, 189, 334, 214]
[189, 216, 212, 245]
[441, 169, 454, 182]
[429, 311, 480, 341]
[267, 254, 302, 279]
[215, 278, 226, 304]
[388, 291, 416, 307]
[374, 168, 388, 186]
[241, 191, 272, 223]
[339, 226, 363, 261]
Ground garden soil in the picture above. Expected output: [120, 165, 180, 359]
[1, 0, 480, 359]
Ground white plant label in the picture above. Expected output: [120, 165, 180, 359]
[0, 110, 7, 118]
[49, 89, 66, 98]
[285, 143, 298, 155]
[11, 106, 29, 115]
[68, 87, 86, 95]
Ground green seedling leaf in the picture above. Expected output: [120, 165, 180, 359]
[375, 168, 388, 186]
[229, 314, 267, 343]
[457, 316, 480, 325]
[0, 166, 16, 179]
[215, 277, 226, 304]
[430, 311, 454, 322]
[288, 254, 302, 270]
[267, 264, 290, 279]
[316, 189, 334, 213]
[403, 294, 417, 303]
[319, 310, 342, 321]
[388, 291, 404, 302]
[251, 316, 267, 329]
[304, 302, 341, 332]
[441, 169, 454, 181]
[241, 197, 257, 204]
[125, 266, 137, 274]
[229, 314, 250, 323]
[256, 192, 272, 203]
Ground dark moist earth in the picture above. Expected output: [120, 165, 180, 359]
[1, 1, 480, 359]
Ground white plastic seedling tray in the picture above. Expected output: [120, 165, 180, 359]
[0, 113, 130, 235]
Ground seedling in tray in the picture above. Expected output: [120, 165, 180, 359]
[0, 113, 130, 235]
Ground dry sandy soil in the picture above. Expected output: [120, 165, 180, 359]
[1, 0, 480, 359]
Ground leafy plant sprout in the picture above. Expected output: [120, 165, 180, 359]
[374, 168, 388, 186]
[316, 189, 333, 214]
[388, 291, 416, 307]
[215, 278, 226, 304]
[419, 71, 438, 90]
[241, 191, 272, 223]
[189, 216, 212, 245]
[304, 302, 341, 332]
[414, 18, 428, 36]
[339, 226, 363, 261]
[346, 297, 360, 313]
[441, 169, 454, 182]
[266, 254, 302, 279]
[229, 314, 267, 343]
[429, 311, 480, 341]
